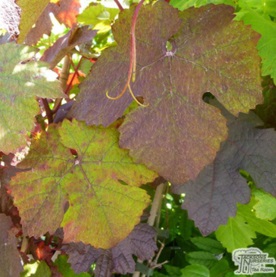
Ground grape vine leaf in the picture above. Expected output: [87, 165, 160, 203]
[25, 0, 81, 45]
[63, 223, 157, 275]
[0, 214, 23, 277]
[10, 120, 157, 249]
[77, 3, 119, 33]
[69, 2, 262, 184]
[236, 8, 276, 84]
[41, 26, 97, 69]
[0, 42, 63, 154]
[173, 111, 276, 235]
[17, 0, 50, 43]
[216, 198, 276, 252]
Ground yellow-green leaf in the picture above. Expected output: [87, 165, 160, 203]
[10, 120, 157, 248]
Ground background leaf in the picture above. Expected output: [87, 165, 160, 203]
[25, 0, 81, 45]
[215, 213, 256, 252]
[253, 189, 276, 220]
[0, 214, 23, 277]
[0, 42, 63, 153]
[170, 0, 235, 11]
[180, 264, 210, 277]
[173, 111, 276, 235]
[236, 8, 276, 84]
[17, 0, 50, 43]
[63, 223, 157, 275]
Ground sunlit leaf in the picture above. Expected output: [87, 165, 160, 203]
[25, 0, 81, 45]
[0, 43, 63, 153]
[236, 8, 276, 84]
[10, 120, 156, 248]
[17, 0, 50, 43]
[77, 3, 119, 33]
[253, 189, 276, 220]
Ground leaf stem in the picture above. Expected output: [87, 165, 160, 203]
[42, 98, 53, 123]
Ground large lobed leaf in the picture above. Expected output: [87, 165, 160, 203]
[10, 120, 157, 248]
[173, 111, 276, 235]
[63, 223, 157, 275]
[0, 43, 63, 153]
[69, 2, 262, 184]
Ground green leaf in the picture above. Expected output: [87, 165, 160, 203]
[163, 264, 182, 276]
[21, 261, 51, 277]
[180, 264, 210, 277]
[209, 259, 230, 277]
[170, 0, 235, 11]
[190, 237, 224, 255]
[237, 0, 276, 18]
[237, 200, 276, 238]
[236, 8, 276, 83]
[216, 196, 276, 252]
[215, 213, 256, 252]
[10, 120, 157, 249]
[77, 3, 119, 33]
[253, 189, 276, 220]
[0, 42, 64, 154]
[70, 2, 262, 185]
[186, 251, 218, 268]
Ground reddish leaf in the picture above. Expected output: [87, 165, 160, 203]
[69, 3, 262, 184]
[25, 0, 81, 45]
[9, 126, 71, 236]
[0, 214, 23, 276]
[41, 26, 97, 69]
[10, 121, 156, 248]
[17, 0, 50, 43]
[173, 111, 276, 235]
[63, 223, 157, 275]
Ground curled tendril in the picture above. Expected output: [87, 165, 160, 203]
[106, 0, 148, 107]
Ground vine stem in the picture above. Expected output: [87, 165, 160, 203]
[106, 0, 147, 107]
[52, 55, 72, 114]
[114, 0, 124, 11]
[132, 182, 167, 277]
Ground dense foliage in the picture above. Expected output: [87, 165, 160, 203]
[0, 0, 276, 276]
